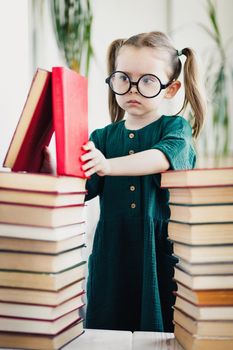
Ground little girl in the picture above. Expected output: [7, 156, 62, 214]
[81, 31, 206, 332]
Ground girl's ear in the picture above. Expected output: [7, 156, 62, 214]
[164, 80, 181, 99]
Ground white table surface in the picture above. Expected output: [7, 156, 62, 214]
[64, 329, 184, 350]
[132, 331, 184, 350]
[65, 329, 132, 350]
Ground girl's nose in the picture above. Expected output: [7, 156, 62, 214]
[129, 84, 138, 93]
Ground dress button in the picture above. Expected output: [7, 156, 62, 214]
[131, 203, 136, 209]
[129, 133, 135, 139]
[129, 150, 134, 155]
[130, 185, 135, 191]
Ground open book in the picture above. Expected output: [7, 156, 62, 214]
[3, 67, 88, 178]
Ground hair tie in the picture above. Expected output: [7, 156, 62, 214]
[177, 49, 183, 57]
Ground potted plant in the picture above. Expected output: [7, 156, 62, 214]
[199, 0, 233, 165]
[51, 0, 93, 76]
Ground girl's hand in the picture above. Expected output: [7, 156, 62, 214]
[81, 141, 111, 177]
[40, 146, 56, 174]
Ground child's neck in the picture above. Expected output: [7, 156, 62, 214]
[125, 113, 161, 130]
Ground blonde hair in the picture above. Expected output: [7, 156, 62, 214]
[106, 31, 206, 138]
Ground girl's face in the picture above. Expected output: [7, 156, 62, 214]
[115, 46, 176, 120]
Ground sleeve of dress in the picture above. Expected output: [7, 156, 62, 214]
[152, 116, 196, 170]
[85, 129, 105, 201]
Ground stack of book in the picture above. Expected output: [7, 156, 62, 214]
[0, 66, 89, 349]
[0, 171, 87, 349]
[161, 167, 233, 350]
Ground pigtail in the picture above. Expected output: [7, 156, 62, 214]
[106, 39, 126, 123]
[181, 48, 207, 138]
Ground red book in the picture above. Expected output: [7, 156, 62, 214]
[3, 69, 53, 172]
[52, 67, 88, 178]
[3, 67, 88, 178]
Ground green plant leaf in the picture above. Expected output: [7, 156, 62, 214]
[198, 23, 219, 44]
[51, 0, 93, 76]
[198, 1, 232, 159]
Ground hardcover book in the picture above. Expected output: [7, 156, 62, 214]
[0, 246, 85, 273]
[174, 308, 233, 337]
[0, 222, 85, 241]
[0, 293, 84, 320]
[0, 310, 82, 334]
[0, 188, 86, 207]
[52, 67, 88, 177]
[168, 186, 233, 204]
[169, 203, 233, 224]
[0, 279, 84, 305]
[0, 319, 84, 350]
[175, 282, 233, 306]
[0, 262, 86, 290]
[0, 171, 86, 192]
[3, 67, 88, 177]
[173, 242, 233, 263]
[176, 258, 233, 275]
[168, 221, 233, 245]
[0, 233, 85, 254]
[0, 202, 85, 227]
[174, 322, 233, 350]
[174, 295, 233, 320]
[174, 266, 233, 290]
[3, 69, 53, 173]
[161, 167, 233, 188]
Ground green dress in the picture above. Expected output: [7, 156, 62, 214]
[85, 115, 196, 332]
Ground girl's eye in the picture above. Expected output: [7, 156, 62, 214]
[142, 75, 156, 84]
[143, 78, 149, 84]
[119, 74, 128, 82]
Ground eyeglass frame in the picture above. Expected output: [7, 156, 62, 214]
[105, 70, 174, 98]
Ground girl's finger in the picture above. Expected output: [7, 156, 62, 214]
[82, 158, 99, 171]
[84, 170, 93, 177]
[84, 163, 101, 177]
[82, 141, 95, 151]
[84, 167, 97, 177]
[80, 150, 96, 162]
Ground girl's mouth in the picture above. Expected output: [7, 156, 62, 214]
[127, 100, 141, 105]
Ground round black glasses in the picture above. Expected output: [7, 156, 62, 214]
[105, 71, 173, 98]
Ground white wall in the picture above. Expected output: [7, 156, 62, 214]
[0, 0, 31, 169]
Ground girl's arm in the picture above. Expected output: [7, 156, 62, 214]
[81, 141, 170, 177]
